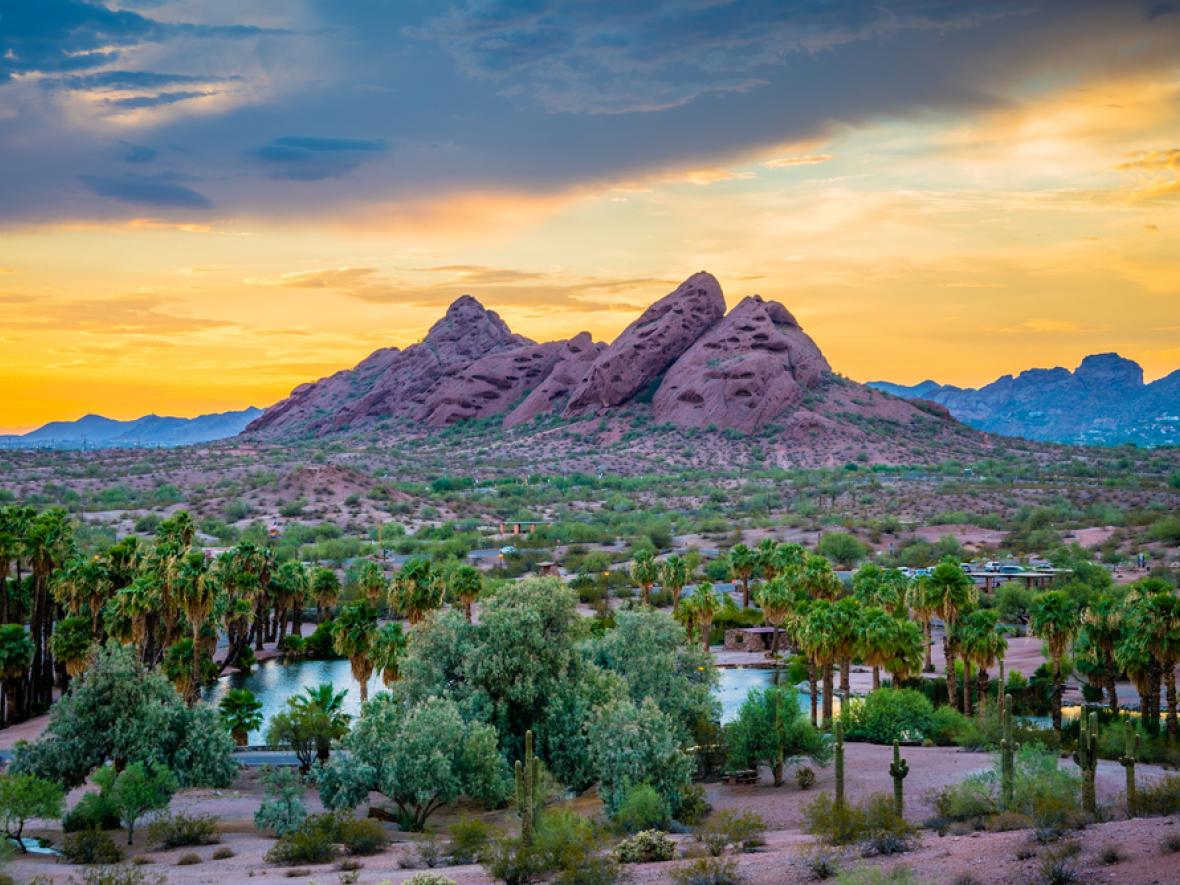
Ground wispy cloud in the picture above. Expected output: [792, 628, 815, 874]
[762, 154, 833, 168]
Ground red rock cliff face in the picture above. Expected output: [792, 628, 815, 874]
[653, 295, 830, 432]
[503, 332, 604, 429]
[563, 272, 725, 414]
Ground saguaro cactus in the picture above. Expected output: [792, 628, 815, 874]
[515, 729, 540, 843]
[834, 719, 845, 812]
[1120, 720, 1139, 818]
[1073, 710, 1098, 814]
[889, 740, 909, 817]
[1000, 693, 1017, 810]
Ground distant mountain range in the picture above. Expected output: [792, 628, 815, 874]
[869, 353, 1180, 447]
[0, 407, 263, 450]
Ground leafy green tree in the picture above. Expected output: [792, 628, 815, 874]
[0, 624, 34, 725]
[591, 608, 718, 743]
[94, 760, 178, 844]
[588, 696, 694, 817]
[728, 543, 758, 608]
[448, 564, 483, 622]
[318, 694, 509, 831]
[332, 601, 378, 702]
[816, 532, 868, 568]
[725, 686, 830, 786]
[10, 643, 236, 789]
[1030, 590, 1080, 731]
[0, 772, 64, 851]
[219, 688, 264, 747]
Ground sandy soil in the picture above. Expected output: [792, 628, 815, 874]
[9, 744, 1178, 885]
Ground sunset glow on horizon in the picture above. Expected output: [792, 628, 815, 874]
[3, 1, 1179, 433]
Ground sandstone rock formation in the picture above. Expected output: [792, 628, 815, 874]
[563, 272, 725, 414]
[417, 340, 568, 427]
[247, 295, 527, 435]
[651, 295, 830, 432]
[503, 332, 604, 429]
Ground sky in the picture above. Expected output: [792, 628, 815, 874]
[1, 0, 1179, 433]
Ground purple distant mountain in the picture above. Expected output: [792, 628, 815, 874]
[0, 407, 263, 450]
[869, 353, 1180, 447]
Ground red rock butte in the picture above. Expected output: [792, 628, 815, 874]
[246, 272, 941, 437]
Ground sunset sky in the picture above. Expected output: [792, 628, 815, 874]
[2, 1, 1179, 432]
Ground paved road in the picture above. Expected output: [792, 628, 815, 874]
[0, 748, 307, 767]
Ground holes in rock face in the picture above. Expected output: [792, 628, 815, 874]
[703, 342, 722, 350]
[611, 374, 623, 383]
[752, 333, 769, 342]
[696, 288, 705, 296]
[734, 389, 753, 398]
[737, 325, 756, 333]
[678, 390, 705, 405]
[479, 391, 500, 401]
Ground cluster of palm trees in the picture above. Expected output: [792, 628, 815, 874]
[0, 505, 345, 724]
[631, 537, 1180, 737]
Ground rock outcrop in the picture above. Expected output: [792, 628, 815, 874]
[503, 332, 604, 429]
[651, 295, 830, 431]
[247, 295, 528, 435]
[417, 340, 568, 427]
[563, 272, 725, 414]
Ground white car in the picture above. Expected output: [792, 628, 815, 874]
[499, 545, 518, 555]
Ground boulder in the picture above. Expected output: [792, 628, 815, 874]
[503, 332, 604, 428]
[652, 295, 830, 431]
[564, 272, 725, 414]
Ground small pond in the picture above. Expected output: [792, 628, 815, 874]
[204, 659, 817, 744]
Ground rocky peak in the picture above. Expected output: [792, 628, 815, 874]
[564, 271, 726, 412]
[1074, 352, 1143, 389]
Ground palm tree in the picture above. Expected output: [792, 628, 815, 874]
[799, 599, 842, 729]
[630, 549, 660, 606]
[1030, 589, 1080, 732]
[25, 508, 75, 707]
[332, 601, 378, 702]
[219, 688, 264, 747]
[355, 559, 387, 605]
[115, 574, 161, 660]
[882, 618, 926, 688]
[176, 550, 218, 704]
[0, 505, 33, 624]
[1120, 582, 1180, 738]
[0, 624, 34, 724]
[371, 622, 407, 685]
[661, 554, 688, 611]
[1076, 594, 1122, 715]
[859, 606, 897, 690]
[290, 682, 351, 762]
[852, 563, 908, 616]
[907, 576, 939, 674]
[755, 576, 793, 657]
[827, 597, 863, 708]
[49, 614, 93, 681]
[53, 556, 110, 638]
[392, 557, 442, 625]
[448, 564, 482, 623]
[311, 567, 340, 622]
[799, 553, 842, 601]
[729, 543, 758, 608]
[682, 583, 721, 650]
[756, 537, 780, 581]
[955, 609, 1007, 716]
[924, 559, 978, 710]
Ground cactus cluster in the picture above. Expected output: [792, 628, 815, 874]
[889, 741, 908, 817]
[833, 720, 845, 812]
[1120, 719, 1139, 818]
[1000, 693, 1017, 809]
[1073, 710, 1098, 814]
[515, 729, 541, 844]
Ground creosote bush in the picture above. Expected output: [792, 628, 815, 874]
[696, 810, 766, 856]
[448, 816, 495, 864]
[805, 792, 912, 847]
[62, 829, 126, 865]
[670, 856, 743, 885]
[146, 812, 219, 848]
[614, 783, 670, 833]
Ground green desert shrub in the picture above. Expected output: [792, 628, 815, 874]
[927, 707, 970, 746]
[175, 852, 201, 865]
[448, 816, 494, 864]
[614, 783, 670, 833]
[62, 829, 126, 865]
[695, 810, 766, 856]
[670, 856, 743, 885]
[63, 792, 122, 832]
[615, 829, 676, 863]
[844, 689, 933, 744]
[146, 812, 219, 848]
[337, 816, 387, 855]
[676, 783, 712, 826]
[265, 813, 341, 865]
[67, 864, 167, 885]
[401, 875, 459, 885]
[1135, 774, 1180, 816]
[804, 792, 913, 847]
